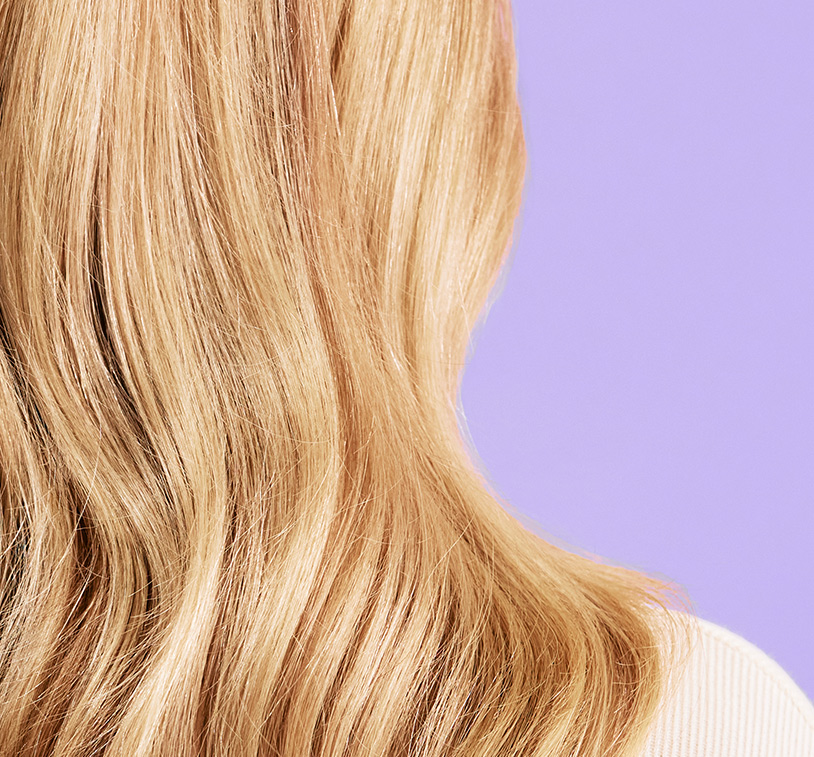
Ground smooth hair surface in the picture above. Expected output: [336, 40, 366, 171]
[0, 0, 698, 755]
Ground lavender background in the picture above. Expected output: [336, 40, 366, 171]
[459, 1, 814, 701]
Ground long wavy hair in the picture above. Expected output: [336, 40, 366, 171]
[0, 0, 698, 754]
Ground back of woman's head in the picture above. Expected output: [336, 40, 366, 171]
[0, 1, 697, 754]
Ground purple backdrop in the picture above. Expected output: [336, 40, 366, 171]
[459, 1, 814, 701]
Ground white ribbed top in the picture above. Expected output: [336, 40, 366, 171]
[641, 614, 814, 756]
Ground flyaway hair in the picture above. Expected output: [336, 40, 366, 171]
[0, 0, 698, 754]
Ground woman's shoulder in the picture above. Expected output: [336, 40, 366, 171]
[641, 611, 814, 756]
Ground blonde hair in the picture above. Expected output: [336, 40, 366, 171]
[0, 0, 698, 754]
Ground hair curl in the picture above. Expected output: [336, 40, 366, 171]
[0, 0, 698, 754]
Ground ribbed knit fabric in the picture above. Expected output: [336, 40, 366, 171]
[641, 614, 814, 756]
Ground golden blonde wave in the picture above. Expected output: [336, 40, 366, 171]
[0, 0, 698, 754]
